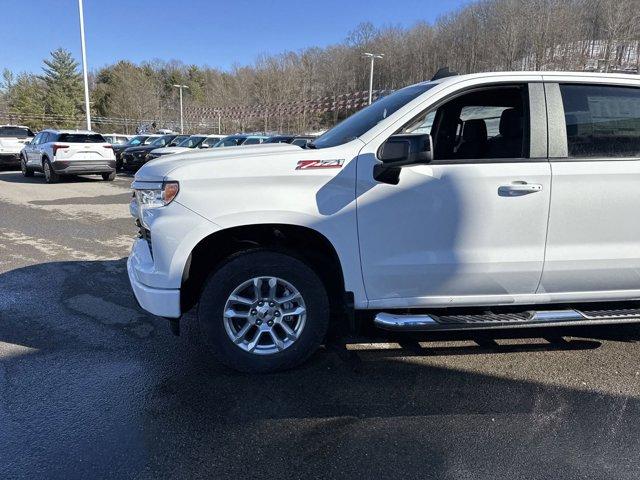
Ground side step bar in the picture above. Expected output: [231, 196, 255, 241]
[374, 308, 640, 332]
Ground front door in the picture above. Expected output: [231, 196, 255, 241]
[356, 83, 552, 308]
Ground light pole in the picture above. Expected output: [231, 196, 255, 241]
[363, 52, 384, 105]
[172, 84, 189, 133]
[78, 0, 91, 130]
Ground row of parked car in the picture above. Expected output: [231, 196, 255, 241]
[115, 132, 315, 172]
[0, 124, 316, 182]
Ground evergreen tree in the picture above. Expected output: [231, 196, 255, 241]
[41, 48, 83, 128]
[7, 74, 47, 130]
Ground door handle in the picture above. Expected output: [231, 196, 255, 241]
[498, 182, 543, 197]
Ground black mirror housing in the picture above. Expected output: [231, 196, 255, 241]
[374, 133, 434, 185]
[378, 133, 433, 167]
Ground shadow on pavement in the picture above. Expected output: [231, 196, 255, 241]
[1, 258, 639, 479]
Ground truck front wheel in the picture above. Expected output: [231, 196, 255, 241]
[197, 250, 330, 373]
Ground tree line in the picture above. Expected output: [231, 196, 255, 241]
[1, 0, 638, 134]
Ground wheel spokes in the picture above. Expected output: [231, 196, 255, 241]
[232, 322, 253, 344]
[268, 277, 277, 300]
[223, 276, 307, 355]
[224, 308, 249, 319]
[278, 321, 298, 340]
[277, 291, 301, 304]
[228, 294, 254, 306]
[269, 330, 285, 351]
[283, 306, 306, 317]
[246, 329, 262, 352]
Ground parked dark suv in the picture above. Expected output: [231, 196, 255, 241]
[121, 134, 188, 172]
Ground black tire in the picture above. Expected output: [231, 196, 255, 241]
[197, 250, 330, 373]
[102, 171, 116, 181]
[43, 159, 60, 183]
[21, 156, 33, 177]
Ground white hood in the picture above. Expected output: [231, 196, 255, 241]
[136, 143, 301, 181]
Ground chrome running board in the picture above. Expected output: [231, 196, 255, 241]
[374, 308, 640, 332]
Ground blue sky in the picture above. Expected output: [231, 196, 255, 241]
[1, 0, 469, 74]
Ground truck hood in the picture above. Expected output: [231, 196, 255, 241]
[135, 143, 302, 180]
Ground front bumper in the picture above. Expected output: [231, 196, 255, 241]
[127, 238, 181, 318]
[121, 154, 149, 171]
[52, 159, 116, 175]
[0, 153, 21, 167]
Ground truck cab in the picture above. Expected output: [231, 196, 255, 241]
[128, 71, 640, 372]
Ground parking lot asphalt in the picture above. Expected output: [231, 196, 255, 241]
[1, 169, 640, 480]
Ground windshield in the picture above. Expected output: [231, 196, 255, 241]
[215, 136, 244, 147]
[311, 82, 437, 149]
[150, 135, 173, 147]
[202, 136, 221, 147]
[178, 136, 205, 148]
[0, 126, 34, 138]
[128, 135, 147, 146]
[143, 136, 158, 145]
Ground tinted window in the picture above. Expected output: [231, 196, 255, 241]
[127, 135, 146, 146]
[202, 136, 221, 147]
[561, 84, 640, 158]
[217, 137, 243, 147]
[57, 133, 105, 143]
[150, 135, 175, 147]
[0, 126, 34, 138]
[178, 136, 205, 148]
[243, 137, 262, 145]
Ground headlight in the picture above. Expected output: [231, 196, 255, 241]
[131, 181, 179, 210]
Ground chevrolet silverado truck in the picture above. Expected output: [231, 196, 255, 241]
[128, 71, 640, 372]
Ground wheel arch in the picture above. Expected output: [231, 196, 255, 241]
[180, 223, 349, 315]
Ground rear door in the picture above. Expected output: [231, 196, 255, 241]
[540, 81, 640, 296]
[27, 132, 44, 165]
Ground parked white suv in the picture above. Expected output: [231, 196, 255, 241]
[128, 71, 640, 372]
[21, 129, 116, 183]
[0, 125, 35, 169]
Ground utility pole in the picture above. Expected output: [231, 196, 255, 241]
[172, 84, 189, 133]
[363, 53, 384, 105]
[78, 0, 91, 130]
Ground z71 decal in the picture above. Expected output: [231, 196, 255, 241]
[295, 159, 344, 170]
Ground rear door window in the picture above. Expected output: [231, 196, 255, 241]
[560, 84, 640, 158]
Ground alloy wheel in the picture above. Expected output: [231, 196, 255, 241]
[222, 276, 307, 355]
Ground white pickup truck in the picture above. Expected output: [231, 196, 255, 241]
[128, 71, 640, 372]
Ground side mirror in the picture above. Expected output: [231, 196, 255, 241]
[375, 133, 433, 184]
[378, 133, 433, 166]
[200, 144, 210, 149]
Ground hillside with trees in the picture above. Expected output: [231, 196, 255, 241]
[1, 0, 638, 134]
